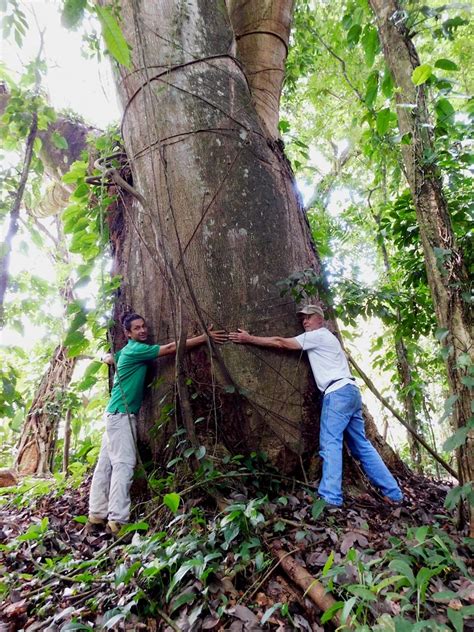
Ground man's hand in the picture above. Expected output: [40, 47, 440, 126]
[207, 324, 228, 345]
[228, 328, 252, 344]
[102, 353, 114, 365]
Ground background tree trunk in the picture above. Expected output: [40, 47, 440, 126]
[15, 345, 76, 475]
[369, 0, 473, 491]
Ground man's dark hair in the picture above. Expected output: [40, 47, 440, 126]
[121, 313, 145, 331]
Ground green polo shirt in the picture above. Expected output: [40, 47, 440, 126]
[106, 340, 160, 414]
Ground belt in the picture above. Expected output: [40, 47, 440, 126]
[323, 376, 355, 394]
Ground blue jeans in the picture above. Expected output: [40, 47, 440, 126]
[318, 384, 403, 506]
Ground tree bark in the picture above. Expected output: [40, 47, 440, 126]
[369, 0, 473, 495]
[15, 345, 76, 476]
[227, 0, 295, 138]
[0, 111, 37, 324]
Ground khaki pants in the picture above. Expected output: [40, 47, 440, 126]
[89, 412, 137, 524]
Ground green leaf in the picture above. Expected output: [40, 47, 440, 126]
[73, 515, 88, 524]
[411, 64, 432, 85]
[388, 559, 414, 586]
[381, 67, 394, 97]
[444, 483, 471, 510]
[169, 590, 196, 614]
[120, 521, 149, 534]
[311, 498, 326, 520]
[64, 329, 86, 349]
[365, 71, 379, 108]
[278, 119, 290, 133]
[73, 182, 90, 199]
[321, 601, 344, 624]
[347, 24, 362, 46]
[434, 58, 459, 71]
[443, 427, 469, 452]
[435, 327, 449, 341]
[51, 131, 68, 150]
[435, 98, 455, 125]
[341, 596, 357, 623]
[376, 108, 392, 135]
[96, 6, 131, 67]
[361, 26, 379, 67]
[415, 526, 429, 544]
[447, 607, 463, 632]
[261, 603, 282, 625]
[164, 492, 180, 513]
[62, 0, 88, 29]
[322, 551, 334, 576]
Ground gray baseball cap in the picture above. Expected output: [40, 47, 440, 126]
[296, 304, 324, 318]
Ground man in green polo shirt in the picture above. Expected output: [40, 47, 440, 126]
[88, 313, 227, 534]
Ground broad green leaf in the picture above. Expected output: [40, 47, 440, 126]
[164, 492, 180, 513]
[435, 327, 449, 341]
[52, 131, 68, 150]
[347, 24, 362, 46]
[444, 483, 471, 510]
[120, 521, 149, 534]
[434, 58, 459, 71]
[411, 64, 432, 85]
[381, 67, 394, 97]
[261, 603, 282, 625]
[73, 182, 90, 198]
[347, 585, 377, 601]
[169, 590, 196, 614]
[435, 98, 455, 125]
[447, 607, 463, 632]
[196, 445, 206, 459]
[96, 6, 131, 68]
[376, 108, 392, 135]
[388, 559, 414, 586]
[374, 575, 406, 593]
[415, 526, 429, 544]
[361, 25, 379, 67]
[443, 426, 469, 452]
[322, 550, 334, 576]
[341, 596, 357, 623]
[321, 601, 344, 624]
[63, 329, 86, 349]
[365, 71, 379, 108]
[73, 515, 88, 524]
[311, 497, 326, 520]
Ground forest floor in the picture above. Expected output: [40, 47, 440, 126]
[0, 467, 473, 631]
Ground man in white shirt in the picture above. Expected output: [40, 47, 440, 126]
[229, 305, 403, 507]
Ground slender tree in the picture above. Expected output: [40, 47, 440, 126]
[369, 0, 473, 501]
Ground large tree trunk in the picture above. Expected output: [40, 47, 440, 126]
[15, 345, 76, 475]
[369, 1, 473, 494]
[104, 0, 406, 479]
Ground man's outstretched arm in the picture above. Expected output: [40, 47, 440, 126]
[158, 325, 228, 357]
[229, 328, 301, 351]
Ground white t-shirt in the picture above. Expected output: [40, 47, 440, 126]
[294, 327, 355, 394]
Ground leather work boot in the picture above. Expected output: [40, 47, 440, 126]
[86, 514, 106, 534]
[106, 520, 124, 536]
